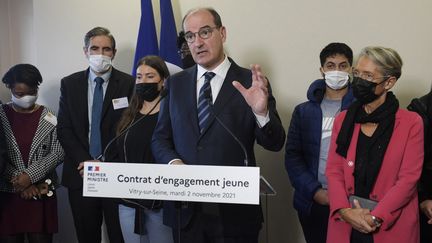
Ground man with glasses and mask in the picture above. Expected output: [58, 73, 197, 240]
[285, 42, 354, 243]
[152, 7, 285, 243]
[57, 27, 135, 243]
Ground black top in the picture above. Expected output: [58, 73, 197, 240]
[113, 112, 160, 235]
[354, 131, 374, 198]
[351, 130, 374, 243]
[115, 112, 158, 163]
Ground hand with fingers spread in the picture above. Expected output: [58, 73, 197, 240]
[339, 199, 377, 234]
[232, 64, 269, 116]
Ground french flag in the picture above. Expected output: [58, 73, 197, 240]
[132, 0, 159, 76]
[132, 0, 183, 76]
[88, 166, 100, 171]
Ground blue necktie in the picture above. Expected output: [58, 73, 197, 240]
[197, 72, 216, 133]
[90, 77, 104, 158]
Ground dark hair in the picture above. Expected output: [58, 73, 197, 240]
[117, 55, 169, 134]
[319, 42, 353, 67]
[2, 64, 42, 89]
[177, 31, 186, 49]
[136, 55, 169, 80]
[84, 27, 116, 50]
[182, 7, 223, 30]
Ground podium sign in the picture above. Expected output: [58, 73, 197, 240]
[83, 162, 260, 205]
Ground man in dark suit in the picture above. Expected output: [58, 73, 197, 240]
[57, 27, 134, 243]
[152, 8, 285, 243]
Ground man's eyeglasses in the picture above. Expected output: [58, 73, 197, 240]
[184, 26, 219, 43]
[353, 70, 390, 82]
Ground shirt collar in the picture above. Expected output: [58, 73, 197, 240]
[88, 68, 112, 83]
[197, 55, 231, 80]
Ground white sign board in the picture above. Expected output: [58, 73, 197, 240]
[83, 162, 260, 205]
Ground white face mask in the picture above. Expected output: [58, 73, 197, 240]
[89, 54, 112, 73]
[324, 71, 350, 90]
[11, 94, 38, 109]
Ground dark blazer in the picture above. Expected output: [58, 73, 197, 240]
[152, 59, 286, 235]
[58, 67, 134, 189]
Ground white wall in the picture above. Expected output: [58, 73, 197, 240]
[2, 0, 432, 242]
[0, 0, 36, 102]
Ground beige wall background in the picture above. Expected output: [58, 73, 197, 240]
[1, 0, 432, 242]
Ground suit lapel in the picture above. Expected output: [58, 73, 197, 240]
[0, 106, 25, 171]
[184, 67, 201, 137]
[101, 68, 119, 120]
[199, 62, 241, 136]
[28, 108, 55, 162]
[78, 71, 90, 134]
[212, 63, 240, 116]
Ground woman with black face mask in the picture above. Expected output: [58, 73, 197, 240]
[108, 55, 173, 243]
[325, 46, 423, 243]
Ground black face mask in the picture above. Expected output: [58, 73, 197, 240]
[135, 83, 160, 102]
[182, 54, 195, 69]
[352, 77, 387, 104]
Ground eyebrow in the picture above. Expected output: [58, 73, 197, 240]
[185, 25, 212, 33]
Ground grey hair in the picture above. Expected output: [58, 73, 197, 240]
[358, 46, 403, 80]
[84, 27, 116, 50]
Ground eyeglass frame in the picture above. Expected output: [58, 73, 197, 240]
[183, 26, 220, 43]
[352, 69, 391, 83]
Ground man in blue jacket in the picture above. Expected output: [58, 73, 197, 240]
[285, 42, 354, 243]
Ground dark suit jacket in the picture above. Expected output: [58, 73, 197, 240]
[152, 59, 285, 235]
[58, 67, 134, 190]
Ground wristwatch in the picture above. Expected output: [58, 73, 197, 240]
[371, 215, 382, 227]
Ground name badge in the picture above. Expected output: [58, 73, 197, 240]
[44, 112, 57, 126]
[112, 97, 129, 110]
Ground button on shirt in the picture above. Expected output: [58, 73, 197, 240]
[87, 69, 110, 141]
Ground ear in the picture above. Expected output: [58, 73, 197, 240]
[83, 47, 89, 58]
[158, 80, 164, 90]
[384, 76, 397, 90]
[111, 49, 117, 60]
[319, 67, 325, 78]
[220, 26, 227, 43]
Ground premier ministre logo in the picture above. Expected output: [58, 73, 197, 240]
[87, 165, 108, 182]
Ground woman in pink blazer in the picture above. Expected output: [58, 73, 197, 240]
[326, 46, 423, 243]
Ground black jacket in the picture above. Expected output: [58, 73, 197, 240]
[57, 67, 135, 189]
[408, 90, 432, 202]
